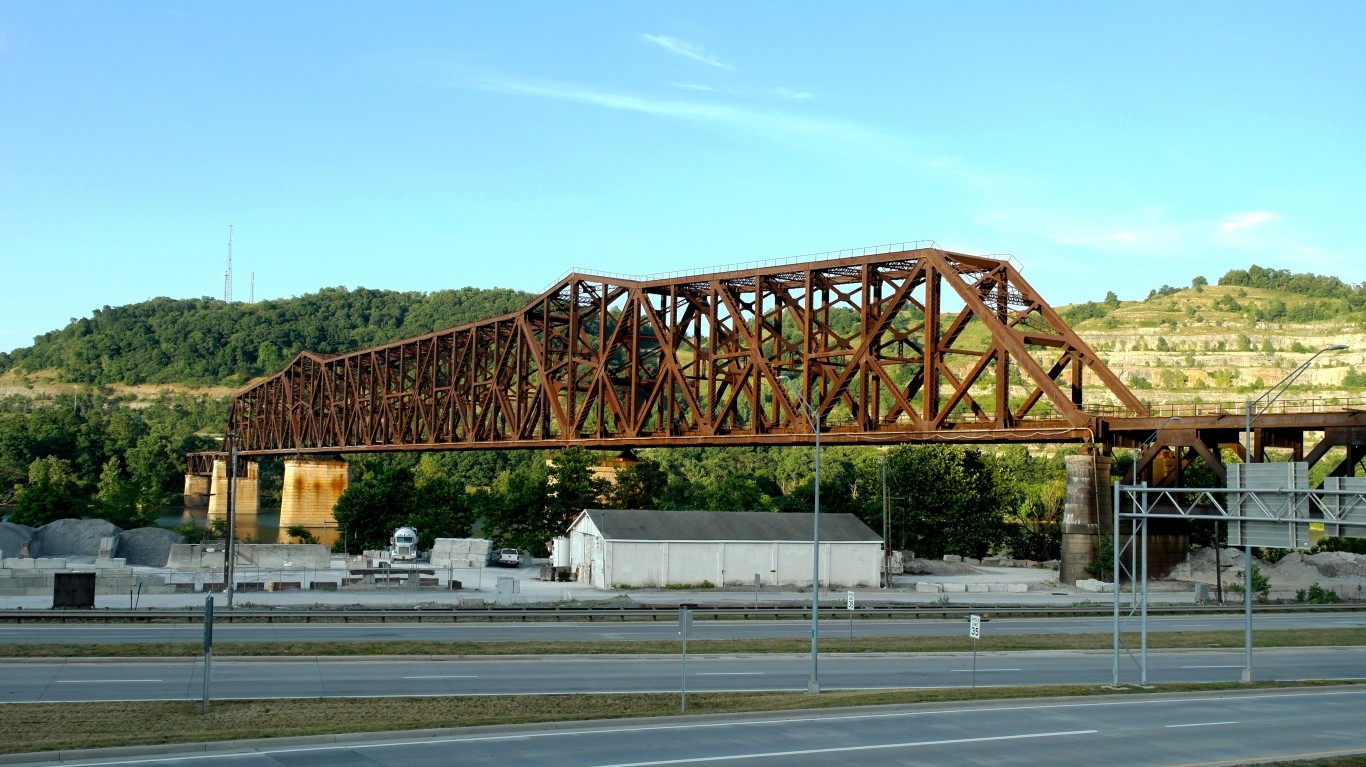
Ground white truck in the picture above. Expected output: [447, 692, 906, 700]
[495, 548, 522, 567]
[390, 527, 420, 561]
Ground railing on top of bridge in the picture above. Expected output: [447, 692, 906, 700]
[1087, 396, 1366, 420]
[536, 240, 1018, 293]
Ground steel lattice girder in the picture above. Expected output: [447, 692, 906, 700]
[227, 247, 1149, 455]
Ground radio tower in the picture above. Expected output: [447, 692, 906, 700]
[250, 271, 255, 303]
[223, 225, 234, 303]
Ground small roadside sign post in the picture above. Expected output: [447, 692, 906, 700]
[201, 595, 214, 712]
[754, 573, 761, 606]
[969, 614, 981, 688]
[846, 591, 856, 650]
[679, 604, 694, 713]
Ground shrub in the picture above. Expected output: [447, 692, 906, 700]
[1312, 536, 1366, 555]
[1228, 565, 1270, 603]
[1295, 583, 1339, 604]
[1256, 547, 1289, 564]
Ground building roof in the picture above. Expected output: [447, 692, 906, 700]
[578, 509, 882, 543]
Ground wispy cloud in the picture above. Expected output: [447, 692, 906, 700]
[669, 82, 815, 101]
[642, 34, 731, 69]
[670, 82, 718, 93]
[1218, 211, 1277, 233]
[459, 71, 895, 157]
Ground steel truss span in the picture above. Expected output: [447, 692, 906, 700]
[227, 247, 1149, 456]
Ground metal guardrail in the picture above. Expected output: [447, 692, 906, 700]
[0, 603, 1358, 625]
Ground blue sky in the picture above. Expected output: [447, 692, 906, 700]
[2, 2, 1363, 354]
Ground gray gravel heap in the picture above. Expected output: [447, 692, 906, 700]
[116, 527, 186, 567]
[32, 518, 123, 558]
[0, 521, 36, 558]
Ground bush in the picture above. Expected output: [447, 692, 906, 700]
[1312, 536, 1366, 555]
[1085, 536, 1114, 581]
[1256, 547, 1290, 564]
[1228, 565, 1270, 603]
[1295, 583, 1339, 604]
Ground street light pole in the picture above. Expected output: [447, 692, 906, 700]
[780, 375, 821, 694]
[1238, 343, 1347, 682]
[224, 432, 237, 609]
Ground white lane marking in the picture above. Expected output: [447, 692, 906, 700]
[54, 679, 163, 684]
[949, 668, 1021, 673]
[1182, 665, 1246, 669]
[1167, 721, 1238, 728]
[402, 675, 477, 679]
[32, 688, 1366, 765]
[695, 672, 763, 676]
[593, 730, 1098, 766]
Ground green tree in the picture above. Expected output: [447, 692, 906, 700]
[92, 457, 153, 529]
[331, 460, 418, 554]
[480, 462, 551, 554]
[11, 456, 83, 526]
[408, 475, 475, 549]
[607, 458, 668, 509]
[883, 444, 1013, 558]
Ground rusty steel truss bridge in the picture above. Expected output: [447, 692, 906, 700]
[204, 243, 1366, 482]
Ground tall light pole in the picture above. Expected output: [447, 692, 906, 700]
[779, 375, 821, 694]
[224, 432, 238, 609]
[1238, 343, 1346, 682]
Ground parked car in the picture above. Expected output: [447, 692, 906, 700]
[495, 548, 522, 567]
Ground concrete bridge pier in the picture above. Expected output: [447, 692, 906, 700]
[280, 457, 349, 529]
[183, 473, 210, 507]
[1061, 452, 1111, 585]
[208, 459, 259, 521]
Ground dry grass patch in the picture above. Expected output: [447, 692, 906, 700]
[2, 628, 1364, 659]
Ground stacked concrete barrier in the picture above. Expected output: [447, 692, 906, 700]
[430, 538, 492, 567]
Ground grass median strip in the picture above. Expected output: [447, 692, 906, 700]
[1, 681, 1359, 756]
[1, 627, 1364, 658]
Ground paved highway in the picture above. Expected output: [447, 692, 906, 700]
[3, 647, 1364, 703]
[8, 687, 1365, 767]
[1, 612, 1363, 644]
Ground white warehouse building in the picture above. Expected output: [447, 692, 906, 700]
[563, 509, 883, 589]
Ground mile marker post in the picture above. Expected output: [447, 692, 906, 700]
[846, 591, 855, 651]
[969, 614, 981, 688]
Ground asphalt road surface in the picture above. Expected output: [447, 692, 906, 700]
[1, 612, 1363, 645]
[8, 687, 1366, 767]
[3, 647, 1364, 703]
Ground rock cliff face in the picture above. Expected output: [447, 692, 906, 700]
[1063, 285, 1364, 410]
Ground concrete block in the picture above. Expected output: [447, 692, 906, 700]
[914, 582, 943, 593]
[942, 554, 962, 563]
[942, 582, 967, 593]
[966, 583, 990, 593]
[981, 558, 1003, 566]
[94, 558, 127, 569]
[1007, 583, 1028, 593]
[3, 558, 34, 570]
[33, 558, 67, 569]
[1076, 578, 1113, 593]
[964, 557, 981, 565]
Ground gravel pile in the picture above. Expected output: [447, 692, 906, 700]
[32, 518, 122, 558]
[1267, 551, 1366, 581]
[116, 527, 185, 567]
[0, 521, 36, 558]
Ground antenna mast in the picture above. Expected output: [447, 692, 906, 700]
[250, 271, 255, 303]
[224, 225, 234, 303]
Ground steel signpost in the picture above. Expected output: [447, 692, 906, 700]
[846, 591, 855, 650]
[201, 595, 214, 712]
[679, 604, 693, 713]
[969, 614, 981, 688]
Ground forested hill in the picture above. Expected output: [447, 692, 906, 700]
[0, 286, 535, 386]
